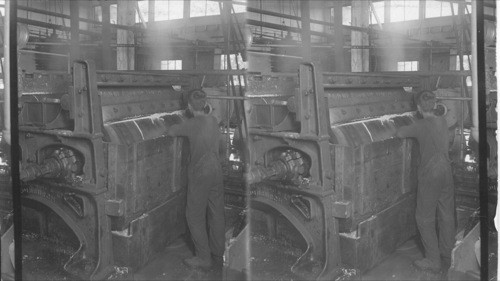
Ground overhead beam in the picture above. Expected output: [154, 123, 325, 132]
[14, 5, 144, 33]
[246, 6, 438, 44]
[17, 18, 100, 37]
[246, 19, 333, 40]
[246, 6, 371, 33]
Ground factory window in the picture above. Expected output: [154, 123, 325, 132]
[110, 4, 118, 24]
[454, 55, 470, 71]
[155, 0, 184, 21]
[390, 0, 419, 22]
[161, 60, 183, 70]
[330, 6, 353, 26]
[101, 3, 149, 24]
[220, 54, 246, 70]
[343, 6, 352, 26]
[425, 0, 458, 18]
[232, 0, 247, 14]
[220, 54, 246, 86]
[190, 0, 220, 17]
[94, 6, 102, 22]
[397, 61, 418, 71]
[136, 0, 149, 23]
[370, 1, 385, 24]
[454, 55, 472, 86]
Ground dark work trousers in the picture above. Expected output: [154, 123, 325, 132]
[186, 153, 226, 260]
[416, 155, 455, 264]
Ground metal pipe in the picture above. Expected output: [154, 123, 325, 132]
[323, 70, 471, 77]
[96, 69, 246, 76]
[470, 0, 478, 142]
[247, 51, 303, 59]
[436, 97, 472, 101]
[207, 95, 248, 100]
[19, 49, 70, 57]
[2, 0, 10, 145]
[26, 42, 99, 46]
[251, 43, 455, 50]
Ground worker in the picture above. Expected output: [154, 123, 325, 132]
[394, 90, 455, 272]
[166, 89, 225, 270]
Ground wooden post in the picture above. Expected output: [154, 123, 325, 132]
[419, 0, 426, 20]
[70, 0, 80, 63]
[384, 0, 391, 24]
[148, 0, 155, 22]
[333, 0, 345, 71]
[101, 1, 112, 69]
[351, 0, 369, 72]
[117, 0, 135, 70]
[300, 0, 311, 62]
[184, 0, 190, 19]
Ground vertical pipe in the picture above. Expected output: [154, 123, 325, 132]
[300, 0, 311, 62]
[333, 0, 345, 71]
[384, 0, 391, 24]
[183, 0, 190, 19]
[148, 0, 155, 22]
[369, 1, 383, 30]
[70, 0, 80, 65]
[101, 1, 112, 70]
[473, 0, 488, 278]
[2, 0, 10, 144]
[457, 1, 465, 161]
[351, 0, 369, 72]
[6, 0, 21, 278]
[470, 0, 478, 142]
[496, 3, 500, 276]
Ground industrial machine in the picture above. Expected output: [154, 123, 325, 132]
[246, 63, 431, 279]
[17, 60, 197, 279]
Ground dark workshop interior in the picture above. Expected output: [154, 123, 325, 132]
[0, 0, 496, 280]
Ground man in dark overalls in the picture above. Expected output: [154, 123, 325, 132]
[395, 90, 455, 272]
[167, 89, 225, 269]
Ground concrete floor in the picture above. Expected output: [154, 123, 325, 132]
[131, 236, 445, 281]
[133, 235, 245, 281]
[362, 239, 445, 281]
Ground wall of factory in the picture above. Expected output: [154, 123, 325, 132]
[140, 14, 245, 71]
[17, 0, 93, 37]
[246, 0, 335, 73]
[372, 15, 461, 72]
[250, 17, 463, 75]
[17, 0, 95, 72]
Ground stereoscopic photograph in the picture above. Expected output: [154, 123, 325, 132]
[0, 0, 495, 280]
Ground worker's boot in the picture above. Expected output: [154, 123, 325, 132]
[183, 256, 212, 270]
[414, 258, 441, 272]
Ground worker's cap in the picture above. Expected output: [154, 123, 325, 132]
[415, 90, 436, 112]
[187, 89, 207, 112]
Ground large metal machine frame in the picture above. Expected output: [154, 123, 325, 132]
[246, 63, 425, 280]
[17, 60, 197, 279]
